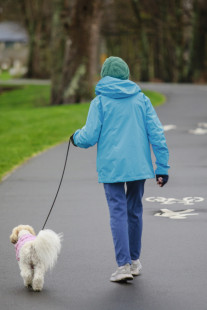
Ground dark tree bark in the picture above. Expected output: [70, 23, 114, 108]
[50, 0, 66, 105]
[19, 1, 52, 78]
[175, 0, 185, 82]
[186, 0, 207, 81]
[50, 0, 103, 105]
[130, 0, 150, 81]
[1, 0, 52, 78]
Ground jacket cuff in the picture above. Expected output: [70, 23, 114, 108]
[70, 134, 77, 147]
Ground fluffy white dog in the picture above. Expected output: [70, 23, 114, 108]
[10, 225, 62, 291]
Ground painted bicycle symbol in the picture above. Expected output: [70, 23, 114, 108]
[145, 197, 204, 206]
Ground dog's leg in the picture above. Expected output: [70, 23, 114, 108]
[32, 263, 45, 292]
[19, 262, 33, 288]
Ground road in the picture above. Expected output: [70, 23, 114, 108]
[0, 83, 207, 310]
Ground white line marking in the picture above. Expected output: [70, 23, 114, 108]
[189, 122, 207, 135]
[154, 208, 198, 219]
[189, 128, 207, 135]
[198, 123, 207, 128]
[163, 125, 177, 131]
[146, 197, 204, 205]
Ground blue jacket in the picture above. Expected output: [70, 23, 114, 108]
[73, 76, 170, 183]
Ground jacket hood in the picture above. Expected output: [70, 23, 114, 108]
[95, 76, 141, 99]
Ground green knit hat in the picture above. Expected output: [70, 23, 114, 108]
[101, 56, 130, 80]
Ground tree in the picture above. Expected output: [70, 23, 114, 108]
[130, 0, 149, 81]
[19, 1, 52, 78]
[1, 0, 52, 78]
[186, 0, 207, 81]
[50, 0, 103, 105]
[101, 0, 207, 83]
[2, 0, 207, 88]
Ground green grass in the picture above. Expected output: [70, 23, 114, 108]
[0, 84, 51, 110]
[0, 71, 12, 81]
[143, 89, 166, 107]
[0, 84, 165, 180]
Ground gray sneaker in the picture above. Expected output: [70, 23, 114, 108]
[130, 259, 142, 276]
[110, 263, 133, 282]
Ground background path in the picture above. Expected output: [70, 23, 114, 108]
[1, 83, 207, 310]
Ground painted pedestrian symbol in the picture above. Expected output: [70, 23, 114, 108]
[154, 209, 198, 219]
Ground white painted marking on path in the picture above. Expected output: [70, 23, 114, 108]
[154, 208, 198, 220]
[146, 197, 204, 206]
[198, 123, 207, 128]
[189, 123, 207, 135]
[163, 125, 177, 131]
[189, 128, 207, 135]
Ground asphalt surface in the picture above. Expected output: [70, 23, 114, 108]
[1, 83, 207, 310]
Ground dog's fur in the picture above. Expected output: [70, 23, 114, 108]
[10, 225, 62, 291]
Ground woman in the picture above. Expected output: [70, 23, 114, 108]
[71, 56, 170, 282]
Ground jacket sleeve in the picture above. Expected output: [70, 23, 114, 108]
[144, 95, 170, 175]
[73, 96, 103, 148]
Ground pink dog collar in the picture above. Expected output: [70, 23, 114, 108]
[15, 234, 36, 261]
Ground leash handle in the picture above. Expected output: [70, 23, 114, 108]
[42, 139, 71, 230]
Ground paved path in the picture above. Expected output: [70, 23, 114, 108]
[0, 78, 50, 85]
[1, 83, 207, 310]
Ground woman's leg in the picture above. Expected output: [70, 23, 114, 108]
[104, 182, 131, 267]
[126, 180, 145, 260]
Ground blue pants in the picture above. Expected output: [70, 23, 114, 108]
[104, 180, 145, 267]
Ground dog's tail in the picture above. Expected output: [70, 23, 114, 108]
[33, 229, 63, 271]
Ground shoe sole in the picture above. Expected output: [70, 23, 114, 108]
[131, 266, 142, 276]
[110, 275, 133, 282]
[115, 278, 132, 283]
[131, 270, 141, 276]
[131, 272, 140, 276]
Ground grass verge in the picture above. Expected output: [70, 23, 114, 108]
[0, 84, 165, 181]
[143, 89, 166, 107]
[0, 71, 12, 81]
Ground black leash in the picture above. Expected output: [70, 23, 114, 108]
[42, 139, 71, 230]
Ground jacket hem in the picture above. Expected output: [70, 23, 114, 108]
[98, 174, 155, 183]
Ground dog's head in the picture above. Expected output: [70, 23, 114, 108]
[10, 225, 36, 244]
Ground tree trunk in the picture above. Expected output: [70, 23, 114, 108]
[88, 1, 102, 90]
[131, 0, 149, 81]
[50, 0, 66, 105]
[19, 0, 52, 78]
[62, 0, 102, 104]
[186, 0, 207, 81]
[175, 0, 185, 82]
[50, 0, 102, 105]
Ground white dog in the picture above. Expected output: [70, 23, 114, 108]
[10, 225, 62, 291]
